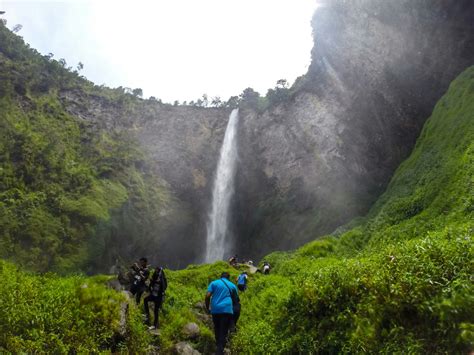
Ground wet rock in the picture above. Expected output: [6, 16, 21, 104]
[193, 301, 206, 310]
[195, 312, 212, 326]
[146, 345, 160, 354]
[118, 299, 129, 337]
[182, 322, 200, 340]
[107, 278, 124, 291]
[174, 342, 201, 355]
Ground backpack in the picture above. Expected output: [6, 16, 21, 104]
[237, 274, 247, 285]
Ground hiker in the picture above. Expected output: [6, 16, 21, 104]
[129, 257, 150, 304]
[228, 254, 238, 266]
[205, 272, 240, 355]
[144, 266, 167, 329]
[263, 261, 271, 275]
[236, 271, 248, 292]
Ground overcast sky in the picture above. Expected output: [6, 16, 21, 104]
[1, 0, 319, 103]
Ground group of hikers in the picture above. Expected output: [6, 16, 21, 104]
[228, 254, 271, 275]
[123, 255, 271, 354]
[127, 257, 168, 330]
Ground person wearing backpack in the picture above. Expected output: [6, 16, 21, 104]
[130, 257, 150, 304]
[236, 271, 248, 291]
[262, 261, 271, 275]
[144, 266, 167, 329]
[205, 272, 240, 355]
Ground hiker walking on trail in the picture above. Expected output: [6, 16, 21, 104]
[130, 257, 150, 304]
[205, 272, 240, 355]
[144, 266, 167, 329]
[236, 271, 248, 292]
[228, 254, 238, 266]
[263, 261, 271, 275]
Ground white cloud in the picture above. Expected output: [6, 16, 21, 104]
[1, 0, 319, 102]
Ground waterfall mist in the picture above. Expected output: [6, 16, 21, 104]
[205, 109, 239, 262]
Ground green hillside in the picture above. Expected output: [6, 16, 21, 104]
[0, 21, 172, 273]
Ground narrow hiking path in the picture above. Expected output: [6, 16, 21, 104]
[110, 260, 266, 354]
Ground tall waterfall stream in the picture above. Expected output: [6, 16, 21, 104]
[205, 109, 239, 262]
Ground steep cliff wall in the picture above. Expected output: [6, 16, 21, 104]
[58, 89, 231, 266]
[56, 0, 473, 265]
[232, 0, 474, 258]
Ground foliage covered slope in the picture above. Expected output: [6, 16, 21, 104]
[0, 22, 172, 273]
[228, 66, 474, 353]
[0, 260, 150, 353]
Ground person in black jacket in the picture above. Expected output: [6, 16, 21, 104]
[130, 257, 150, 305]
[144, 266, 168, 329]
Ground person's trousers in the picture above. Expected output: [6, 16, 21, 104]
[130, 284, 146, 305]
[212, 313, 233, 355]
[144, 294, 163, 327]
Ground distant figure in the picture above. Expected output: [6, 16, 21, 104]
[205, 272, 240, 355]
[236, 271, 248, 292]
[144, 266, 167, 329]
[228, 254, 238, 266]
[130, 257, 150, 304]
[263, 261, 271, 275]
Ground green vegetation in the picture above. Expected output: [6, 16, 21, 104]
[0, 22, 170, 273]
[0, 259, 150, 352]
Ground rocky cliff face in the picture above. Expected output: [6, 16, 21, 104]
[58, 0, 473, 266]
[229, 0, 474, 258]
[59, 90, 231, 266]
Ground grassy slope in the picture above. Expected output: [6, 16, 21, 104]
[0, 260, 151, 352]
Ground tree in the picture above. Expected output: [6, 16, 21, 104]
[77, 62, 84, 71]
[276, 78, 289, 89]
[239, 87, 260, 109]
[266, 78, 290, 106]
[173, 100, 179, 106]
[12, 24, 22, 33]
[132, 88, 143, 98]
[226, 96, 240, 109]
[201, 94, 209, 107]
[211, 96, 222, 107]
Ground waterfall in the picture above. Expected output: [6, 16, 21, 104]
[205, 109, 239, 262]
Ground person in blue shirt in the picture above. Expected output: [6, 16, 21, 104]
[205, 272, 239, 354]
[236, 271, 248, 292]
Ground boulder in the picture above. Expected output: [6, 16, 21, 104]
[182, 322, 200, 340]
[174, 342, 201, 355]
